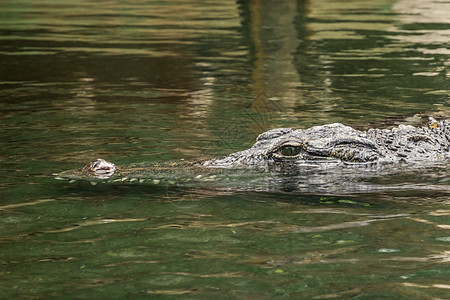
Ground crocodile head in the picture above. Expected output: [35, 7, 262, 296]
[202, 123, 380, 168]
[58, 120, 449, 182]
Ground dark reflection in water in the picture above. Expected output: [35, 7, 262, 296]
[0, 0, 449, 299]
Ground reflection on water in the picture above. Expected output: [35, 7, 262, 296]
[0, 0, 449, 298]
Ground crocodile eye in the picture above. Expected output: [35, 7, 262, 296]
[278, 145, 301, 157]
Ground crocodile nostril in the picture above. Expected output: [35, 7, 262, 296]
[83, 159, 116, 177]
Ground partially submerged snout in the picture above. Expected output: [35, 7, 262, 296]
[56, 120, 449, 183]
[57, 158, 117, 180]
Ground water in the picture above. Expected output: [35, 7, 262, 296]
[0, 0, 449, 298]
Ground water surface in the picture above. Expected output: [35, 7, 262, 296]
[0, 0, 449, 298]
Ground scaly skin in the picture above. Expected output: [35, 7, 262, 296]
[57, 119, 449, 182]
[203, 119, 449, 167]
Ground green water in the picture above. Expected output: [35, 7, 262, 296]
[0, 0, 449, 298]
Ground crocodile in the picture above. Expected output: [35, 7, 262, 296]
[57, 118, 449, 191]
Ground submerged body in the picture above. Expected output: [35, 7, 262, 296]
[57, 119, 449, 192]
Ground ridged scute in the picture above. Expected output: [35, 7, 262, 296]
[205, 120, 450, 167]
